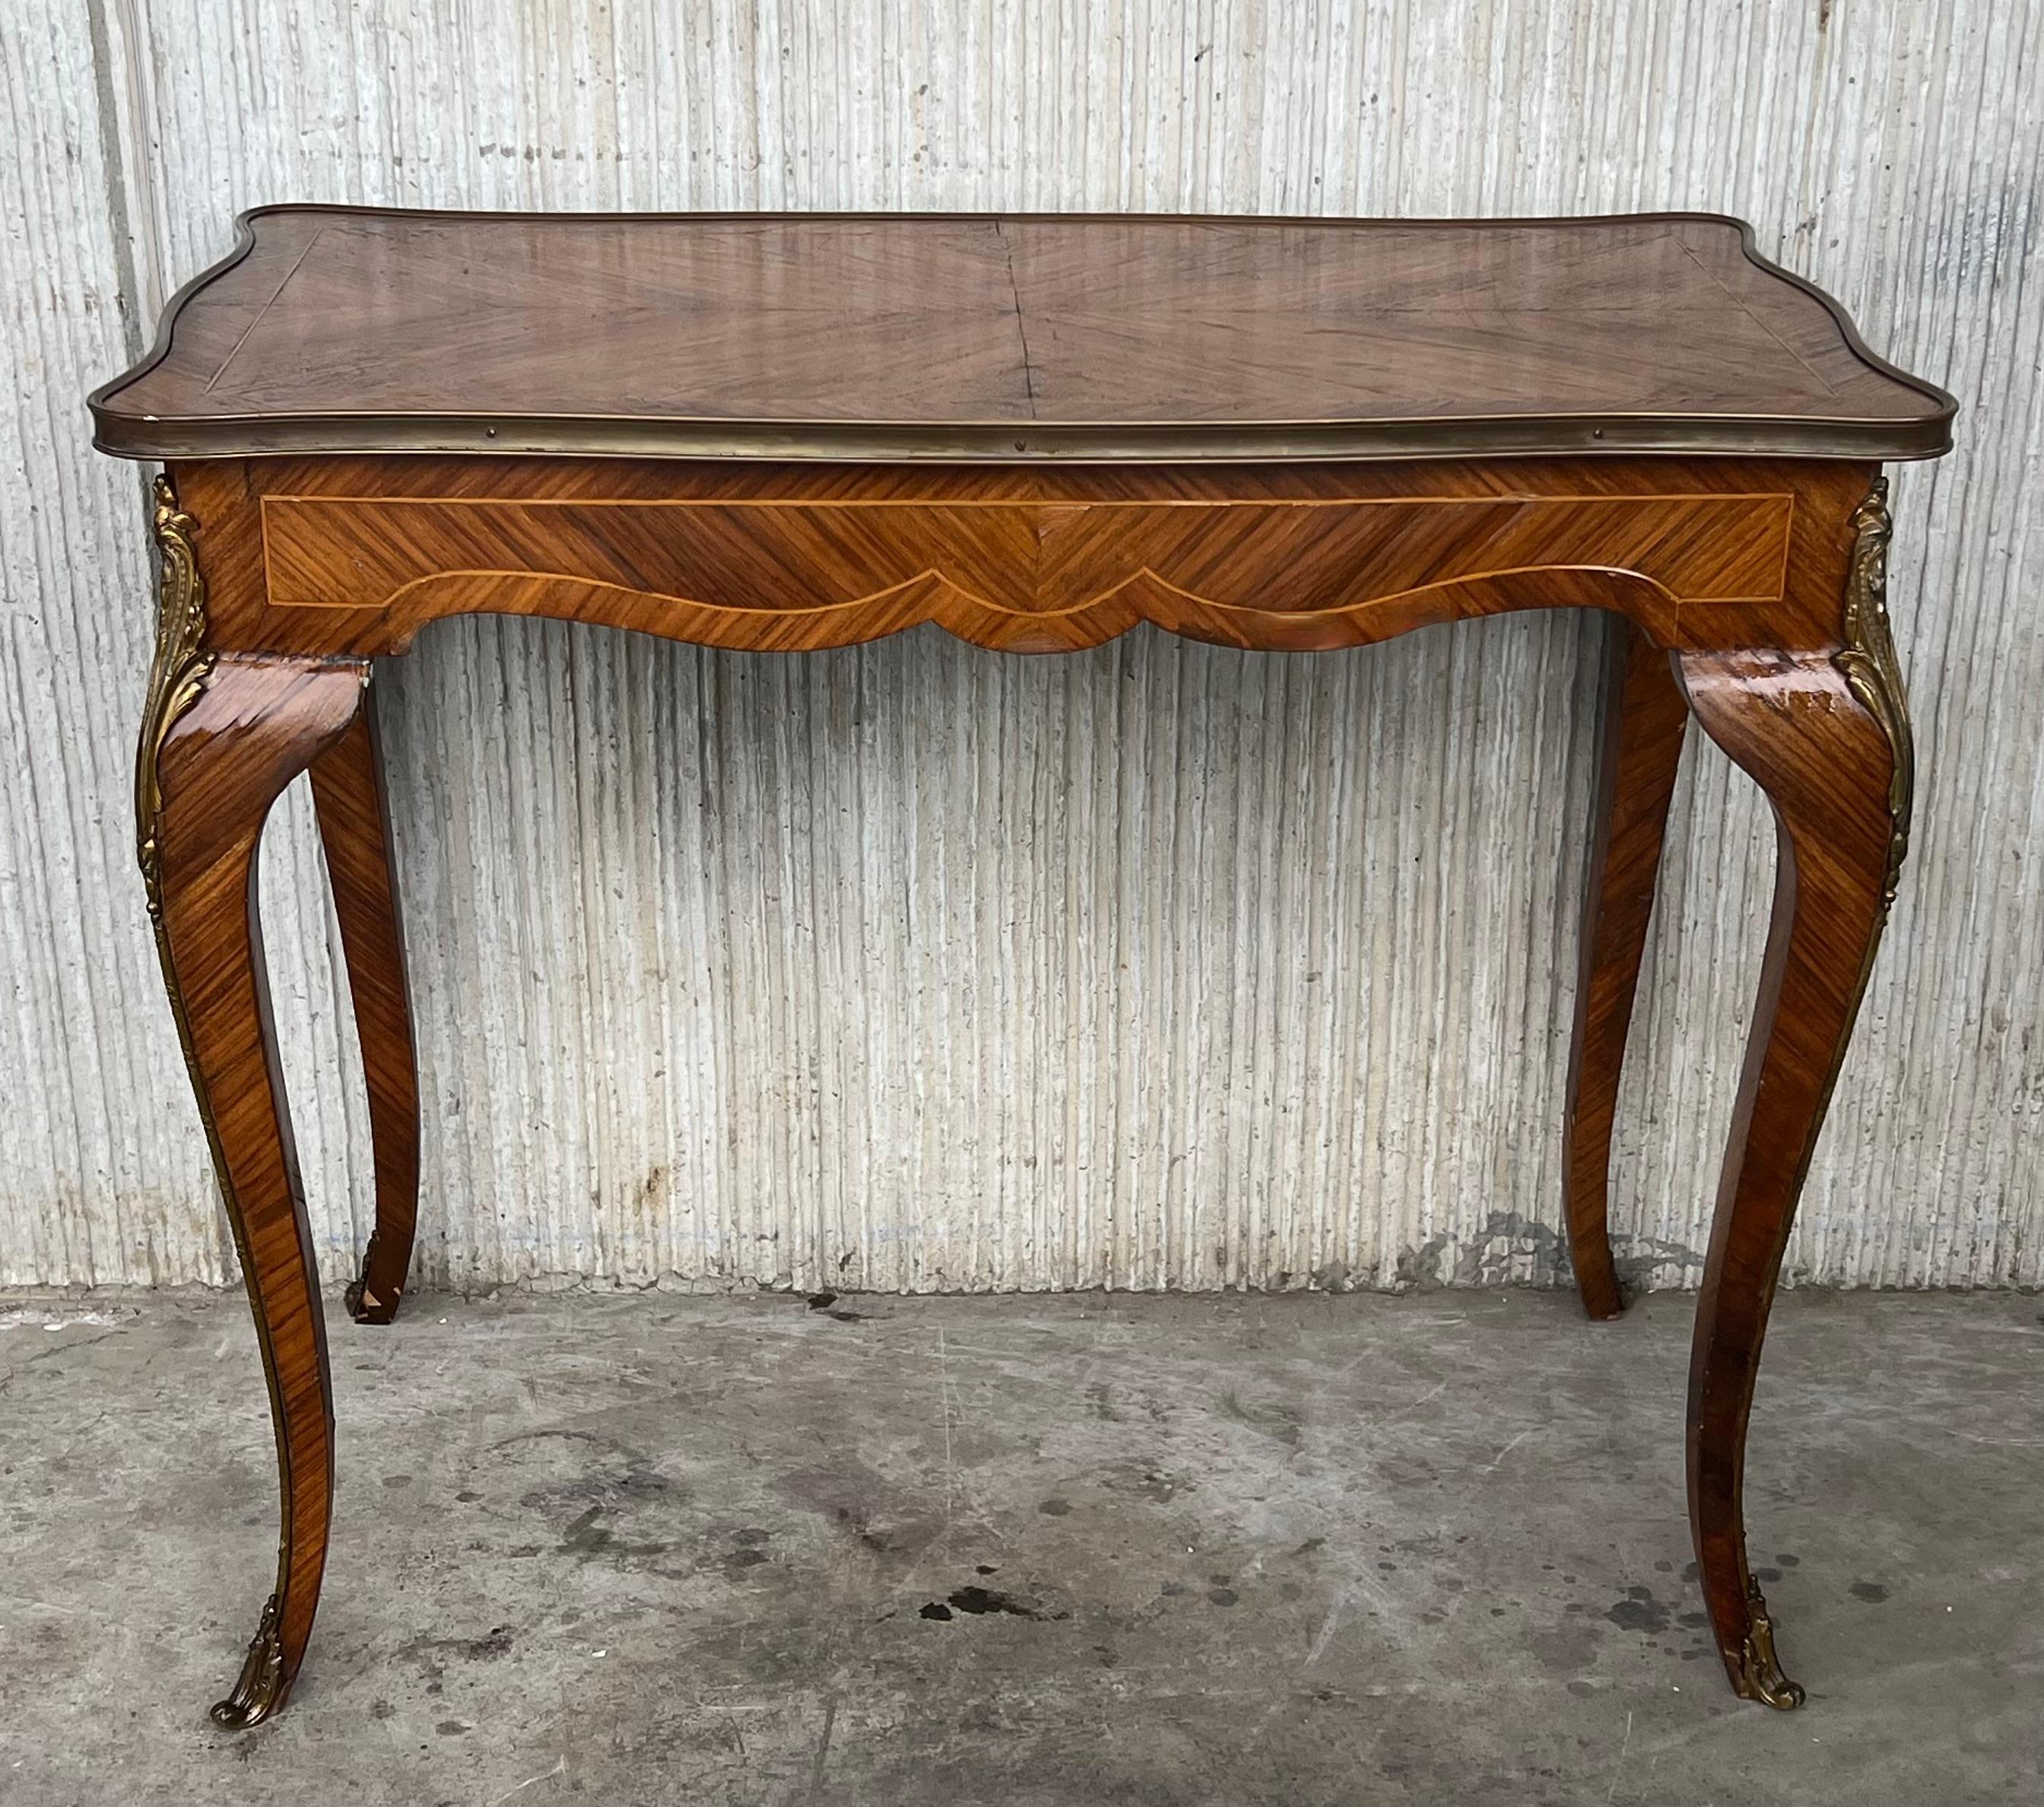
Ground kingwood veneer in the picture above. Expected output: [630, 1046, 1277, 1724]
[90, 207, 1955, 1726]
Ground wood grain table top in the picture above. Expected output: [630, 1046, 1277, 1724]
[90, 207, 1953, 463]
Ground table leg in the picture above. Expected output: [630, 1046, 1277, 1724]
[1674, 513, 1910, 1707]
[1562, 618, 1687, 1319]
[310, 683, 421, 1326]
[140, 583, 367, 1724]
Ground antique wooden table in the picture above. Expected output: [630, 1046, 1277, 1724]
[90, 208, 1954, 1727]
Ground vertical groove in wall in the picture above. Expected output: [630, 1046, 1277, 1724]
[2, 0, 2039, 1294]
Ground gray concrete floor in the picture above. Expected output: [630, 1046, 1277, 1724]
[0, 1287, 2038, 1805]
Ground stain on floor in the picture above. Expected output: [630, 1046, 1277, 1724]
[0, 1288, 2037, 1805]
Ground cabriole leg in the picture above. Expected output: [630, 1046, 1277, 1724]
[310, 684, 421, 1326]
[138, 481, 370, 1727]
[1562, 617, 1687, 1319]
[1674, 483, 1911, 1709]
[147, 653, 367, 1726]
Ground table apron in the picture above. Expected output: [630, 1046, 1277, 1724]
[241, 488, 1801, 656]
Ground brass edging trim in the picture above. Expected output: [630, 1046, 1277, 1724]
[88, 206, 1957, 466]
[92, 410, 1956, 465]
[262, 487, 1804, 507]
[135, 477, 293, 1730]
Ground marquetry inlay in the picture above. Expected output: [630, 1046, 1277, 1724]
[259, 491, 1795, 653]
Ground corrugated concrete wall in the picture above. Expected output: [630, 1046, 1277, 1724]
[2, 2, 2039, 1295]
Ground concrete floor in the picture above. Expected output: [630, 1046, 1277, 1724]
[0, 1287, 2037, 1805]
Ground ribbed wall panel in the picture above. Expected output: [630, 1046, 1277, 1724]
[2, 2, 2038, 1292]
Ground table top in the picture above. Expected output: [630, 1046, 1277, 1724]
[91, 207, 1953, 464]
